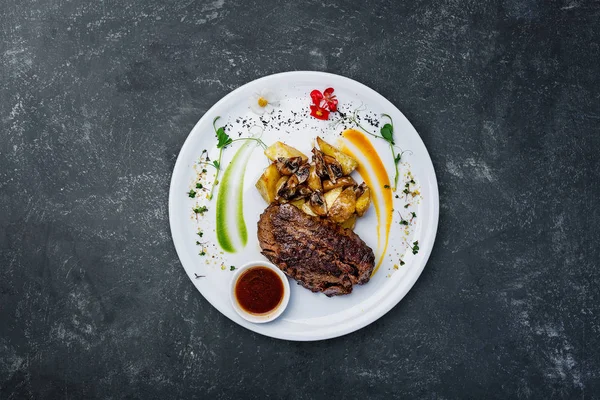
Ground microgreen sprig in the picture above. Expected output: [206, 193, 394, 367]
[337, 109, 409, 191]
[207, 117, 267, 200]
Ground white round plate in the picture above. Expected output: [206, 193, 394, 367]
[169, 71, 439, 341]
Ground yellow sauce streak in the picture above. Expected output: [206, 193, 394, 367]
[341, 129, 393, 275]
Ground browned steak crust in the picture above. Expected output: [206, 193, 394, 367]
[257, 203, 375, 296]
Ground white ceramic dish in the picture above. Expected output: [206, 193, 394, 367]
[169, 71, 439, 341]
[230, 261, 291, 323]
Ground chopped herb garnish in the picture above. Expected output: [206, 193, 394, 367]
[405, 183, 410, 188]
[411, 212, 417, 218]
[403, 188, 409, 194]
[202, 168, 207, 173]
[411, 241, 420, 255]
[196, 183, 203, 189]
[384, 184, 390, 189]
[188, 189, 196, 198]
[410, 179, 415, 184]
[400, 220, 409, 226]
[400, 260, 405, 266]
[197, 231, 204, 237]
[199, 250, 206, 256]
[404, 204, 410, 208]
[230, 266, 236, 271]
[193, 205, 208, 215]
[196, 241, 201, 245]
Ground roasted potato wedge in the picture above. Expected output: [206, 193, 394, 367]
[322, 176, 357, 192]
[355, 186, 371, 217]
[265, 142, 308, 162]
[317, 136, 358, 175]
[301, 202, 318, 217]
[323, 187, 343, 210]
[307, 165, 322, 192]
[328, 187, 356, 223]
[255, 164, 282, 204]
[339, 214, 357, 230]
[290, 198, 306, 209]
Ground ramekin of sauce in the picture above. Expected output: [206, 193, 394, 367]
[230, 261, 290, 323]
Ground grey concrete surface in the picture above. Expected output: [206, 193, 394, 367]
[1, 0, 599, 398]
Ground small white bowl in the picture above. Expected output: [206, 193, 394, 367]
[230, 261, 290, 323]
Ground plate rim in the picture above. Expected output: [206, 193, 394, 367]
[169, 70, 439, 341]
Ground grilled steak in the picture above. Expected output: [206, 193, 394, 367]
[257, 203, 375, 296]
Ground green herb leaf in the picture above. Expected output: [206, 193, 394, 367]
[400, 260, 405, 266]
[230, 266, 236, 271]
[193, 205, 208, 215]
[216, 127, 232, 149]
[384, 184, 390, 189]
[199, 251, 206, 256]
[380, 123, 394, 144]
[188, 189, 196, 198]
[197, 231, 203, 237]
[212, 160, 220, 169]
[411, 212, 417, 218]
[196, 183, 203, 189]
[395, 153, 401, 164]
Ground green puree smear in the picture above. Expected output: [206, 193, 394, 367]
[216, 140, 257, 252]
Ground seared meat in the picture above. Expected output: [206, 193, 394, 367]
[257, 203, 375, 296]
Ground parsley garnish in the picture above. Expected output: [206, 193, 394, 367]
[188, 189, 196, 198]
[400, 260, 405, 266]
[197, 231, 204, 237]
[193, 205, 208, 215]
[196, 183, 203, 189]
[230, 266, 236, 271]
[384, 184, 390, 189]
[411, 241, 420, 255]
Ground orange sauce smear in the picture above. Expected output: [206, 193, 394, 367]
[341, 129, 393, 275]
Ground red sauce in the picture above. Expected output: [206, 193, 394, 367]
[235, 267, 284, 315]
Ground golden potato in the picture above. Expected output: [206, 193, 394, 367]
[265, 142, 308, 162]
[322, 176, 357, 192]
[328, 187, 356, 223]
[355, 187, 371, 217]
[323, 187, 343, 210]
[255, 164, 282, 204]
[339, 214, 357, 230]
[307, 164, 322, 192]
[316, 136, 358, 175]
[290, 198, 306, 209]
[301, 202, 318, 217]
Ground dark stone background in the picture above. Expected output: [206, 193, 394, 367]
[1, 0, 599, 398]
